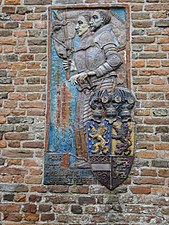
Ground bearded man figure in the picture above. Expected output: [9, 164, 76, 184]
[65, 11, 123, 163]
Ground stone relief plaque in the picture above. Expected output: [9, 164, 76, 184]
[45, 5, 135, 190]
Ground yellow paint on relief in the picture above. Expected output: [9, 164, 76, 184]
[129, 122, 135, 156]
[112, 121, 135, 156]
[112, 121, 121, 155]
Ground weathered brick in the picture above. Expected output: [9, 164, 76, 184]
[155, 19, 169, 27]
[6, 54, 18, 62]
[4, 22, 19, 29]
[45, 195, 75, 204]
[23, 204, 37, 213]
[48, 185, 69, 193]
[28, 39, 46, 45]
[152, 109, 168, 116]
[3, 194, 14, 201]
[132, 36, 155, 43]
[79, 196, 96, 205]
[16, 125, 29, 132]
[29, 194, 42, 202]
[133, 21, 152, 28]
[39, 204, 51, 212]
[0, 125, 14, 132]
[16, 6, 33, 14]
[24, 0, 51, 4]
[7, 117, 34, 124]
[152, 160, 169, 168]
[2, 150, 33, 158]
[41, 213, 55, 221]
[2, 6, 15, 14]
[71, 205, 83, 214]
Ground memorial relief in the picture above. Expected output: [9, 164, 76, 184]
[45, 5, 135, 190]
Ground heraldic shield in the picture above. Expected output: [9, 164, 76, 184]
[86, 88, 135, 190]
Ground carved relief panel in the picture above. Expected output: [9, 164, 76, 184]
[45, 5, 135, 190]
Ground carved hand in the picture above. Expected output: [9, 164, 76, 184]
[62, 60, 70, 70]
[68, 74, 80, 85]
[78, 72, 88, 83]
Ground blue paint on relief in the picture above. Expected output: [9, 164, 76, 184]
[87, 120, 111, 156]
[112, 8, 126, 22]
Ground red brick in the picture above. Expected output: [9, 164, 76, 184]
[130, 186, 151, 194]
[145, 118, 169, 125]
[27, 93, 41, 101]
[5, 133, 29, 140]
[132, 60, 145, 68]
[139, 69, 168, 76]
[24, 213, 39, 221]
[137, 151, 157, 159]
[3, 213, 22, 221]
[3, 46, 13, 53]
[131, 5, 143, 11]
[23, 159, 39, 167]
[135, 109, 150, 116]
[145, 4, 169, 11]
[29, 195, 42, 202]
[2, 6, 15, 14]
[0, 141, 7, 148]
[7, 159, 21, 166]
[30, 168, 42, 175]
[133, 177, 165, 185]
[30, 185, 47, 193]
[18, 70, 46, 76]
[23, 141, 44, 148]
[133, 21, 152, 28]
[20, 22, 33, 28]
[138, 85, 169, 92]
[19, 102, 46, 109]
[0, 204, 20, 212]
[27, 110, 45, 116]
[141, 169, 157, 177]
[0, 38, 16, 45]
[4, 101, 17, 108]
[25, 176, 42, 184]
[162, 60, 169, 67]
[151, 77, 167, 85]
[155, 143, 169, 151]
[0, 116, 6, 124]
[23, 204, 37, 213]
[5, 0, 20, 4]
[158, 169, 169, 177]
[157, 37, 169, 44]
[146, 60, 160, 68]
[9, 93, 26, 100]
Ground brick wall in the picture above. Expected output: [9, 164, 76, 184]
[0, 0, 169, 224]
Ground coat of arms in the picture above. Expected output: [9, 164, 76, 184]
[45, 5, 135, 190]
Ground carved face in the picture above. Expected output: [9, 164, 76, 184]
[75, 16, 89, 37]
[90, 11, 103, 32]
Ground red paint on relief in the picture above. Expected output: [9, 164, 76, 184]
[60, 153, 69, 168]
[61, 83, 72, 128]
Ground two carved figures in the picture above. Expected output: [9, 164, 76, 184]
[51, 9, 135, 189]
